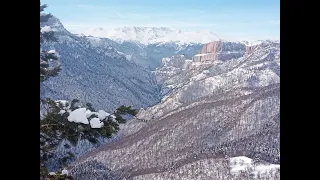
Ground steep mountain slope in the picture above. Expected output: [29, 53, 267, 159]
[40, 17, 160, 111]
[75, 27, 213, 70]
[82, 34, 202, 70]
[69, 41, 280, 179]
[154, 55, 191, 85]
[81, 36, 155, 70]
[144, 42, 202, 69]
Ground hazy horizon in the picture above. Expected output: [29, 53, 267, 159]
[42, 0, 280, 41]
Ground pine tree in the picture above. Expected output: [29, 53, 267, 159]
[40, 2, 61, 82]
[40, 3, 138, 179]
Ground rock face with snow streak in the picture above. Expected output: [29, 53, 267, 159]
[69, 40, 280, 179]
[155, 41, 274, 87]
[192, 41, 246, 64]
[154, 41, 248, 87]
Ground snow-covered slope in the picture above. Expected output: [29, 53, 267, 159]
[71, 28, 271, 71]
[144, 42, 202, 70]
[81, 35, 202, 70]
[40, 17, 160, 111]
[69, 40, 280, 179]
[140, 40, 280, 121]
[154, 41, 248, 87]
[70, 156, 280, 180]
[81, 26, 221, 45]
[154, 55, 192, 85]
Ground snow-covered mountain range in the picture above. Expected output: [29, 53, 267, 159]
[82, 35, 202, 70]
[69, 40, 280, 179]
[79, 26, 221, 45]
[41, 15, 280, 179]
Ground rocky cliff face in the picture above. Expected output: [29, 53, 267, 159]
[196, 41, 223, 62]
[155, 40, 279, 96]
[192, 41, 246, 64]
[69, 40, 280, 179]
[156, 40, 265, 81]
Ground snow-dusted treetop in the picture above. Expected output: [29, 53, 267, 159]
[90, 118, 104, 128]
[61, 169, 68, 175]
[79, 26, 221, 45]
[47, 50, 56, 54]
[68, 108, 90, 124]
[41, 25, 54, 33]
[48, 172, 56, 176]
[55, 100, 116, 129]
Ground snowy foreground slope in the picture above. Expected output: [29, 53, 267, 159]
[68, 41, 280, 179]
[40, 17, 160, 111]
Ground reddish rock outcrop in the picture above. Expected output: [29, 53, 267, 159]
[188, 41, 254, 70]
[245, 45, 254, 56]
[199, 41, 223, 54]
[193, 41, 223, 62]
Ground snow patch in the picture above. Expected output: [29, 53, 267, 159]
[41, 26, 54, 33]
[55, 100, 68, 107]
[67, 108, 89, 124]
[255, 164, 280, 172]
[48, 50, 56, 54]
[98, 110, 110, 120]
[125, 54, 132, 61]
[59, 110, 66, 114]
[190, 72, 207, 81]
[194, 53, 214, 57]
[230, 156, 253, 173]
[85, 110, 96, 118]
[48, 172, 56, 176]
[229, 156, 280, 177]
[116, 51, 125, 55]
[61, 169, 68, 175]
[90, 118, 104, 128]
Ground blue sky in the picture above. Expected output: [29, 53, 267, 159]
[42, 0, 279, 40]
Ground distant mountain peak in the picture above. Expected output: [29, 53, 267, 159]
[79, 26, 221, 45]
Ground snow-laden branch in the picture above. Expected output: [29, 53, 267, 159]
[55, 100, 118, 129]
